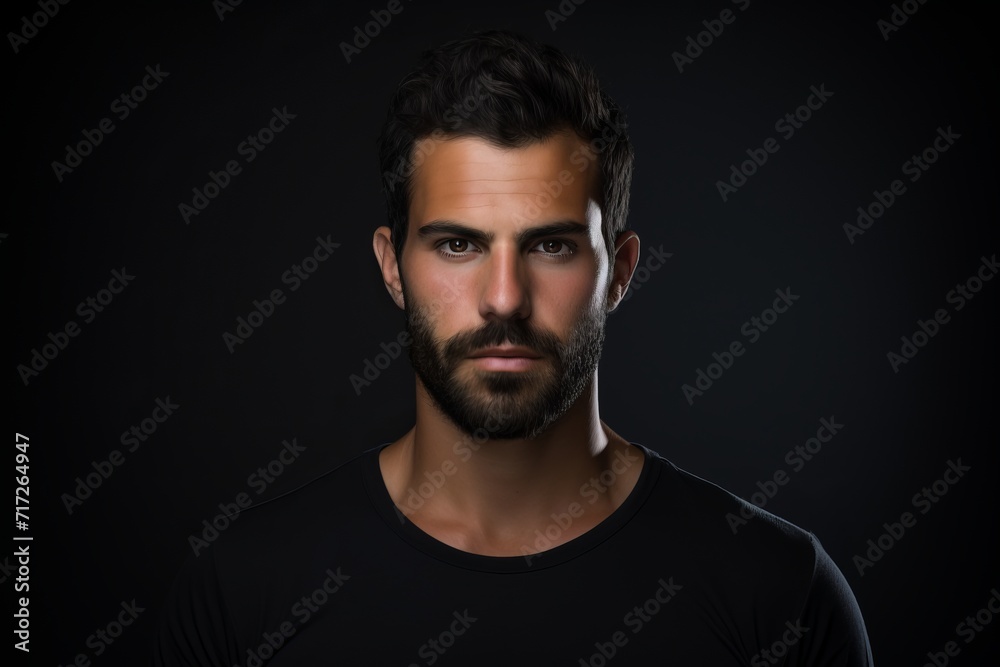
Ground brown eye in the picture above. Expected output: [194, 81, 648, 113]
[541, 240, 564, 254]
[448, 239, 469, 253]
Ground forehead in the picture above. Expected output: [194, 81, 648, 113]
[407, 133, 600, 228]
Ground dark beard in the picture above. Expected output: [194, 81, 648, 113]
[404, 289, 607, 440]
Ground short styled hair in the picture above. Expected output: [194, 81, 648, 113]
[376, 29, 634, 268]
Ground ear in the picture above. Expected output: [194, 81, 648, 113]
[373, 226, 405, 310]
[606, 231, 640, 313]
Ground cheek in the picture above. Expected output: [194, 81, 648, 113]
[535, 270, 600, 331]
[404, 248, 463, 309]
[409, 268, 471, 335]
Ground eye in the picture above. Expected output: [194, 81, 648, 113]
[436, 238, 480, 258]
[533, 239, 575, 258]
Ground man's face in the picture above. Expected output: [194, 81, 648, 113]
[400, 132, 613, 440]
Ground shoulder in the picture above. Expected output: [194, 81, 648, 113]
[633, 445, 821, 594]
[210, 444, 380, 558]
[152, 445, 384, 665]
[638, 445, 816, 545]
[634, 447, 873, 662]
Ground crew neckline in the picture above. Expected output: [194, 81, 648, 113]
[362, 441, 661, 573]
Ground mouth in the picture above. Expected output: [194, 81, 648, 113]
[469, 345, 541, 359]
[468, 346, 542, 371]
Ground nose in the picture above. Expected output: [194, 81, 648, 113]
[479, 243, 531, 322]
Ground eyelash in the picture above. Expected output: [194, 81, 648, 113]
[435, 239, 576, 261]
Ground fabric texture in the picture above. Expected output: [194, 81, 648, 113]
[151, 442, 874, 666]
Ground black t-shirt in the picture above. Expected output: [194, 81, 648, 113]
[151, 443, 873, 666]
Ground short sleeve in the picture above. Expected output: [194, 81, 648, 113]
[150, 547, 242, 667]
[783, 534, 875, 666]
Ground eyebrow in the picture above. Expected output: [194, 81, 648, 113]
[415, 220, 590, 246]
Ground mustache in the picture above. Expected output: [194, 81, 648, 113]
[442, 319, 561, 360]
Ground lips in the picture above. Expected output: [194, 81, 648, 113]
[468, 346, 541, 359]
[468, 346, 543, 371]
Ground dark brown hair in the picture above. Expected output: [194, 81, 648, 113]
[376, 29, 633, 267]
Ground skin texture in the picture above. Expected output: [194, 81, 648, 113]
[372, 132, 643, 557]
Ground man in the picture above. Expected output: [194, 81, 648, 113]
[152, 30, 873, 665]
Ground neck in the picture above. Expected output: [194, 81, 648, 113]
[379, 373, 645, 556]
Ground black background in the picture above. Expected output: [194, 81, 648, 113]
[7, 0, 998, 664]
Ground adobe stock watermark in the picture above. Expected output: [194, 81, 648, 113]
[726, 416, 844, 534]
[390, 409, 515, 522]
[877, 0, 931, 41]
[17, 267, 136, 386]
[843, 125, 960, 244]
[61, 396, 179, 515]
[56, 600, 144, 666]
[213, 0, 243, 21]
[178, 106, 296, 224]
[886, 253, 996, 373]
[852, 458, 970, 577]
[716, 84, 834, 202]
[351, 272, 463, 395]
[382, 81, 492, 192]
[672, 0, 751, 73]
[237, 566, 350, 667]
[749, 619, 810, 666]
[51, 65, 170, 183]
[8, 0, 71, 54]
[521, 447, 642, 567]
[222, 235, 340, 353]
[578, 578, 682, 666]
[681, 287, 800, 405]
[517, 116, 629, 225]
[188, 438, 307, 555]
[12, 546, 29, 653]
[544, 0, 587, 31]
[340, 0, 414, 64]
[406, 610, 478, 667]
[617, 246, 673, 304]
[920, 588, 1000, 666]
[387, 90, 628, 223]
[350, 330, 412, 395]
